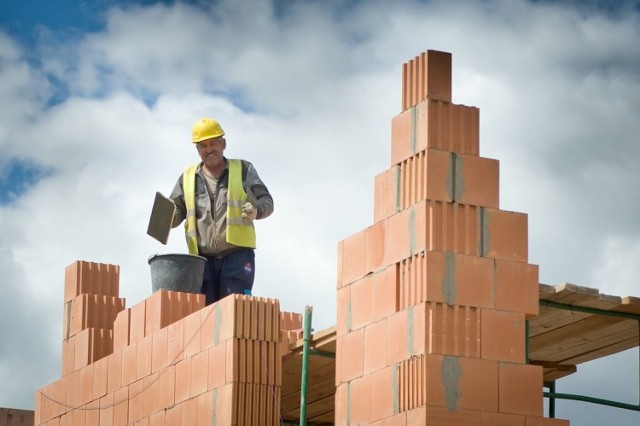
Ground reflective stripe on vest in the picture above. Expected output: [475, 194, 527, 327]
[183, 164, 199, 254]
[182, 160, 256, 254]
[226, 159, 256, 248]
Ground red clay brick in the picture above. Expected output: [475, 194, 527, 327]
[454, 154, 499, 208]
[129, 300, 146, 344]
[167, 319, 184, 365]
[151, 327, 168, 374]
[113, 308, 131, 352]
[180, 397, 198, 425]
[79, 364, 94, 406]
[412, 200, 481, 257]
[207, 342, 227, 389]
[481, 309, 526, 363]
[226, 339, 239, 384]
[99, 392, 114, 426]
[191, 350, 209, 397]
[406, 406, 426, 424]
[390, 108, 413, 167]
[71, 407, 85, 425]
[64, 294, 125, 339]
[129, 380, 144, 423]
[340, 229, 367, 286]
[365, 220, 387, 273]
[137, 335, 153, 381]
[481, 411, 526, 425]
[387, 308, 413, 364]
[384, 208, 411, 266]
[61, 336, 75, 376]
[402, 50, 452, 110]
[499, 363, 543, 416]
[199, 304, 216, 350]
[350, 275, 373, 331]
[105, 350, 121, 396]
[336, 329, 364, 384]
[495, 260, 539, 317]
[380, 412, 408, 426]
[424, 404, 482, 424]
[457, 357, 499, 412]
[398, 254, 428, 310]
[371, 264, 399, 321]
[410, 302, 481, 358]
[481, 208, 528, 262]
[74, 328, 113, 370]
[370, 366, 396, 421]
[197, 391, 213, 426]
[174, 357, 192, 404]
[454, 253, 495, 308]
[336, 286, 351, 337]
[215, 294, 241, 344]
[397, 354, 499, 413]
[92, 356, 108, 401]
[158, 365, 175, 410]
[363, 318, 387, 375]
[113, 387, 129, 426]
[413, 100, 480, 156]
[60, 412, 72, 425]
[398, 149, 453, 210]
[183, 309, 202, 358]
[214, 384, 237, 425]
[373, 167, 400, 222]
[350, 374, 372, 424]
[399, 251, 494, 310]
[144, 290, 169, 336]
[142, 372, 160, 418]
[391, 99, 480, 165]
[128, 380, 144, 423]
[121, 342, 137, 386]
[164, 403, 181, 426]
[149, 410, 165, 426]
[64, 261, 120, 302]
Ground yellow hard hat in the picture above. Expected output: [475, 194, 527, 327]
[191, 117, 225, 143]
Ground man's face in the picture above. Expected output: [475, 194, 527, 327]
[196, 136, 226, 168]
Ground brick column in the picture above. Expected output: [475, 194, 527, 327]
[335, 50, 570, 425]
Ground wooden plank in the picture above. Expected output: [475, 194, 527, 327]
[283, 392, 335, 424]
[543, 367, 578, 382]
[281, 376, 335, 414]
[530, 284, 624, 337]
[559, 334, 639, 366]
[529, 306, 592, 337]
[529, 360, 578, 382]
[529, 315, 625, 360]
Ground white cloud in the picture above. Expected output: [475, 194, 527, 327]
[1, 0, 640, 423]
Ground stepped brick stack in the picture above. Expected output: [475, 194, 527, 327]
[335, 50, 569, 425]
[35, 261, 283, 425]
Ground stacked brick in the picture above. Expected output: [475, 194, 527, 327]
[0, 407, 34, 425]
[35, 260, 283, 425]
[335, 50, 570, 425]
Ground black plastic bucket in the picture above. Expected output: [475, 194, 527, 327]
[148, 253, 207, 294]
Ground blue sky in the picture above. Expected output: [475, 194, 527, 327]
[1, 0, 640, 424]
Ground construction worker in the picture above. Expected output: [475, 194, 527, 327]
[169, 117, 274, 305]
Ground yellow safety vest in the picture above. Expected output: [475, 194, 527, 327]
[183, 160, 256, 254]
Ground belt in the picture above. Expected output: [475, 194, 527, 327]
[202, 247, 244, 259]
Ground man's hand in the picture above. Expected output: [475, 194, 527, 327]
[242, 202, 257, 223]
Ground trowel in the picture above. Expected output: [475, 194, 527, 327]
[147, 192, 176, 245]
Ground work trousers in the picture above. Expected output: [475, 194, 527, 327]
[201, 248, 255, 305]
